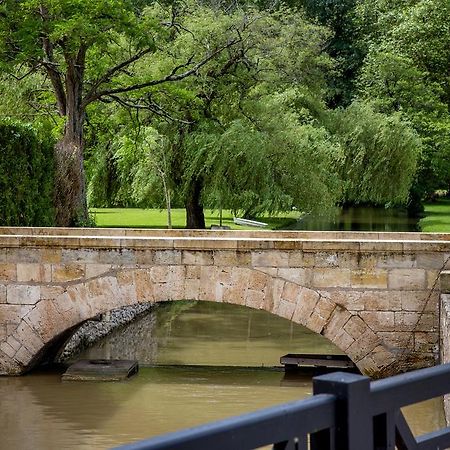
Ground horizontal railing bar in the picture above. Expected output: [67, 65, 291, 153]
[370, 363, 450, 415]
[416, 427, 450, 450]
[115, 394, 336, 450]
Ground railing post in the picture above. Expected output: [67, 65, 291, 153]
[313, 372, 373, 450]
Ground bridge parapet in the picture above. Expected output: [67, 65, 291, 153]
[0, 228, 449, 377]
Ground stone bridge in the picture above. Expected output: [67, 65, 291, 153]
[1, 227, 449, 378]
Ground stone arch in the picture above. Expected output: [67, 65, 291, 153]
[1, 265, 396, 376]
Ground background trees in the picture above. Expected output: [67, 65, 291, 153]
[1, 0, 444, 228]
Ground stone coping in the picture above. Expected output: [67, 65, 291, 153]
[0, 227, 449, 252]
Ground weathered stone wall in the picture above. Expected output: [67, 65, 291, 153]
[440, 272, 450, 424]
[0, 228, 449, 377]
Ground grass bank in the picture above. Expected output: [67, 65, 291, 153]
[89, 208, 300, 230]
[419, 199, 450, 232]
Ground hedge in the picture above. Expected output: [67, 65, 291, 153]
[0, 120, 55, 226]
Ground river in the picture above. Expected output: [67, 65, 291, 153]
[0, 302, 444, 449]
[288, 206, 419, 232]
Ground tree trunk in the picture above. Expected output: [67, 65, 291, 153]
[185, 179, 205, 229]
[54, 51, 89, 227]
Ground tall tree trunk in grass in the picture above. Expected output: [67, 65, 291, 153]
[185, 178, 205, 229]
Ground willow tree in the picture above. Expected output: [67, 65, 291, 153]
[0, 0, 241, 225]
[91, 5, 342, 228]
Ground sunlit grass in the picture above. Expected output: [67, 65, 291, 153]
[89, 208, 300, 230]
[419, 199, 450, 232]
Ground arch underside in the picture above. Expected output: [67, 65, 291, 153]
[1, 265, 397, 376]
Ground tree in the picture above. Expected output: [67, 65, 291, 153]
[355, 0, 450, 205]
[91, 5, 343, 228]
[0, 0, 242, 225]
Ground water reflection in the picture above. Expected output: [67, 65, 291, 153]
[289, 206, 419, 232]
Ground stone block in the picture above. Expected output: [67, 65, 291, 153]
[357, 254, 378, 270]
[277, 268, 312, 286]
[344, 316, 367, 340]
[0, 264, 16, 281]
[40, 248, 62, 264]
[277, 299, 296, 320]
[414, 332, 438, 353]
[85, 264, 112, 279]
[61, 249, 99, 263]
[185, 278, 200, 300]
[0, 341, 16, 359]
[323, 307, 351, 341]
[213, 251, 239, 266]
[14, 321, 44, 354]
[248, 270, 269, 291]
[0, 285, 6, 303]
[378, 332, 411, 350]
[0, 304, 32, 326]
[40, 286, 65, 300]
[324, 290, 365, 311]
[7, 285, 40, 305]
[314, 252, 339, 268]
[416, 253, 445, 269]
[246, 289, 265, 309]
[154, 250, 182, 265]
[7, 248, 40, 263]
[346, 329, 380, 361]
[359, 311, 395, 331]
[312, 268, 351, 288]
[288, 251, 306, 268]
[281, 282, 301, 304]
[13, 345, 33, 365]
[363, 292, 402, 311]
[222, 285, 246, 305]
[134, 270, 154, 302]
[401, 291, 434, 312]
[182, 250, 213, 266]
[394, 312, 419, 331]
[357, 355, 380, 377]
[388, 269, 427, 290]
[333, 328, 355, 351]
[150, 266, 169, 283]
[376, 253, 416, 269]
[17, 263, 51, 282]
[199, 266, 217, 301]
[251, 251, 289, 268]
[23, 300, 66, 342]
[350, 270, 388, 289]
[97, 248, 136, 265]
[292, 288, 320, 324]
[52, 264, 85, 282]
[441, 271, 450, 294]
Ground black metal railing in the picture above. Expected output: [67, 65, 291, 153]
[116, 363, 450, 450]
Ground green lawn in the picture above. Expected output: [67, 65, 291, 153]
[419, 199, 450, 232]
[89, 208, 300, 230]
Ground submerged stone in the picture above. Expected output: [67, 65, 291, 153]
[62, 359, 139, 381]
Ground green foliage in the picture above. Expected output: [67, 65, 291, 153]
[355, 0, 450, 203]
[0, 120, 55, 226]
[326, 101, 420, 205]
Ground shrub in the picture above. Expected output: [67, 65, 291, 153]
[0, 120, 55, 226]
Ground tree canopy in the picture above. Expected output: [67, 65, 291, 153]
[0, 0, 440, 228]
